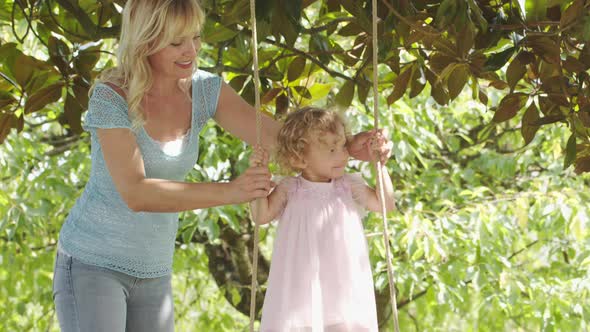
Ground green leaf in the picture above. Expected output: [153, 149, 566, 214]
[63, 93, 84, 134]
[521, 103, 541, 146]
[431, 82, 449, 105]
[229, 75, 247, 92]
[181, 223, 198, 244]
[292, 86, 312, 99]
[528, 36, 560, 64]
[287, 57, 306, 82]
[0, 113, 18, 143]
[230, 286, 242, 306]
[24, 82, 64, 114]
[409, 73, 426, 98]
[310, 33, 332, 64]
[564, 133, 576, 169]
[387, 64, 413, 104]
[484, 47, 515, 71]
[307, 83, 332, 101]
[261, 88, 282, 104]
[335, 80, 355, 108]
[447, 64, 469, 99]
[272, 0, 301, 46]
[0, 91, 17, 109]
[492, 93, 528, 123]
[275, 93, 289, 117]
[525, 0, 548, 22]
[357, 82, 369, 103]
[202, 21, 238, 43]
[48, 36, 71, 73]
[457, 22, 475, 57]
[562, 56, 588, 72]
[436, 0, 457, 28]
[506, 56, 526, 91]
[468, 0, 488, 30]
[338, 22, 363, 36]
[560, 0, 585, 28]
[74, 44, 102, 80]
[479, 88, 488, 105]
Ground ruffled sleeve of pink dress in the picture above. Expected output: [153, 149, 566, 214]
[260, 174, 378, 332]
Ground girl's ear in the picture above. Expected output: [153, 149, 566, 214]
[289, 156, 307, 170]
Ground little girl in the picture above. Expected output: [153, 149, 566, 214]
[249, 107, 395, 332]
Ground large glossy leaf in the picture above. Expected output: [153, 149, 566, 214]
[335, 80, 355, 108]
[0, 112, 17, 143]
[287, 57, 306, 82]
[202, 21, 238, 43]
[447, 64, 469, 100]
[564, 133, 577, 169]
[63, 93, 83, 134]
[387, 64, 413, 104]
[521, 103, 541, 146]
[560, 0, 585, 28]
[0, 90, 17, 109]
[506, 55, 526, 92]
[275, 92, 289, 117]
[48, 36, 71, 73]
[24, 82, 64, 114]
[492, 93, 528, 123]
[484, 47, 515, 72]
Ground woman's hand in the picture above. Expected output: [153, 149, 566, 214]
[249, 145, 269, 167]
[227, 164, 272, 204]
[226, 145, 272, 204]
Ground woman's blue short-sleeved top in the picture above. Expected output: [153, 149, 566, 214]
[58, 70, 221, 278]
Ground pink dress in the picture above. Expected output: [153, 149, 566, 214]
[260, 174, 378, 332]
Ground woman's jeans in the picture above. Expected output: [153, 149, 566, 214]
[52, 251, 174, 332]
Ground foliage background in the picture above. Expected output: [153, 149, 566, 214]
[1, 0, 589, 331]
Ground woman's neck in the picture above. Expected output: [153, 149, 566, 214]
[148, 76, 181, 97]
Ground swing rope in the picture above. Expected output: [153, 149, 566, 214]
[248, 0, 400, 331]
[371, 0, 400, 331]
[248, 0, 262, 330]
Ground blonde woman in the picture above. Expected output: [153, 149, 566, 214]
[52, 0, 377, 331]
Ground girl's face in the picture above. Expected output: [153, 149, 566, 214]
[148, 33, 201, 80]
[299, 123, 349, 182]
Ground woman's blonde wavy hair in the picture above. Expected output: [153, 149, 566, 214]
[276, 107, 349, 174]
[95, 0, 205, 127]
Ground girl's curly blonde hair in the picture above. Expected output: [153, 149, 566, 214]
[276, 107, 348, 174]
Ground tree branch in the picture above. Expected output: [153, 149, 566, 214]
[52, 0, 119, 39]
[263, 37, 355, 83]
[301, 17, 354, 34]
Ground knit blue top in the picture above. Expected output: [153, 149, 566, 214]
[58, 70, 222, 278]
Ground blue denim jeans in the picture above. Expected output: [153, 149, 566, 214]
[52, 251, 174, 332]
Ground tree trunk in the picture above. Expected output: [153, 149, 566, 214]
[200, 218, 270, 319]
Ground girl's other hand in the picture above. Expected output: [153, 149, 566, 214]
[369, 130, 393, 164]
[347, 130, 373, 161]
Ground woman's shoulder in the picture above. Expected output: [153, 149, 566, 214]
[191, 69, 222, 88]
[101, 82, 127, 99]
[91, 81, 128, 107]
[192, 69, 220, 80]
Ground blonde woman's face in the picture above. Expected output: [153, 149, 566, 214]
[148, 34, 201, 80]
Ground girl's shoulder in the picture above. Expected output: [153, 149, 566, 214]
[273, 176, 300, 195]
[333, 172, 364, 189]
